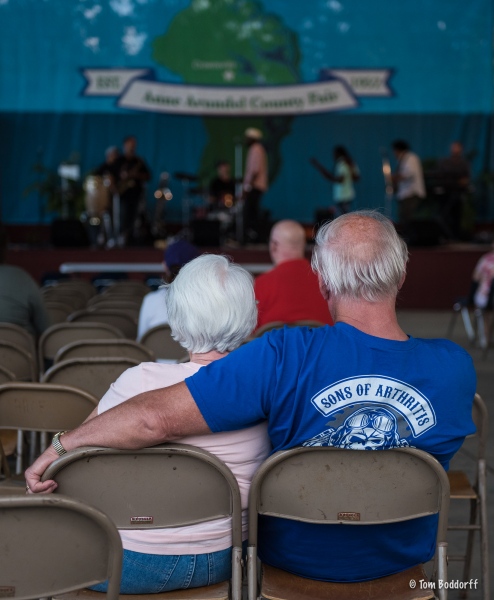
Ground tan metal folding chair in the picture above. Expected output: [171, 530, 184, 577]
[0, 365, 15, 383]
[447, 393, 489, 600]
[247, 446, 450, 600]
[39, 322, 125, 375]
[0, 494, 122, 600]
[51, 280, 97, 303]
[42, 357, 140, 399]
[0, 323, 37, 361]
[0, 382, 98, 477]
[101, 280, 150, 297]
[140, 324, 188, 361]
[0, 341, 36, 381]
[68, 309, 137, 339]
[43, 443, 243, 600]
[54, 339, 154, 364]
[44, 300, 74, 324]
[41, 287, 88, 311]
[87, 302, 141, 319]
[87, 295, 143, 309]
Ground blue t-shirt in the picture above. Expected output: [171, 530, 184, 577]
[186, 323, 476, 581]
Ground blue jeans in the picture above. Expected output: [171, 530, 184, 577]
[91, 547, 232, 594]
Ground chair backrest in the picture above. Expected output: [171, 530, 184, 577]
[0, 365, 16, 384]
[0, 341, 36, 381]
[41, 287, 87, 311]
[0, 323, 37, 358]
[0, 382, 98, 431]
[68, 309, 137, 339]
[102, 281, 150, 298]
[248, 446, 450, 563]
[44, 444, 242, 600]
[52, 280, 97, 302]
[39, 322, 125, 373]
[140, 324, 187, 361]
[54, 339, 154, 364]
[42, 357, 140, 399]
[43, 301, 73, 324]
[87, 295, 143, 308]
[87, 304, 140, 320]
[0, 494, 122, 600]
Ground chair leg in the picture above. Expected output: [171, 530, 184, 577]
[478, 462, 490, 600]
[460, 307, 476, 342]
[475, 310, 487, 350]
[15, 430, 23, 474]
[447, 308, 459, 339]
[460, 498, 478, 600]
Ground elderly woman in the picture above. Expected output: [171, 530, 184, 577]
[92, 254, 270, 593]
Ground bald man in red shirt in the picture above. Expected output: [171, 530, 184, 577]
[254, 220, 334, 330]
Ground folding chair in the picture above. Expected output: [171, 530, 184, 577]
[140, 324, 188, 362]
[41, 287, 88, 311]
[102, 280, 150, 298]
[447, 393, 489, 600]
[44, 300, 73, 324]
[42, 357, 140, 399]
[0, 494, 122, 600]
[43, 443, 243, 600]
[0, 323, 37, 362]
[252, 322, 285, 339]
[39, 322, 125, 375]
[51, 280, 97, 303]
[68, 309, 138, 339]
[247, 446, 450, 600]
[0, 382, 98, 477]
[0, 341, 36, 381]
[87, 295, 143, 309]
[54, 339, 154, 364]
[87, 301, 141, 319]
[0, 365, 15, 383]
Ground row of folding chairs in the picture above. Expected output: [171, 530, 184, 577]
[1, 437, 488, 600]
[0, 391, 489, 599]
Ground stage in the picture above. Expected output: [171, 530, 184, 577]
[5, 234, 488, 310]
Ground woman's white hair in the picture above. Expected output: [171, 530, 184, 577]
[166, 254, 257, 353]
[312, 210, 409, 302]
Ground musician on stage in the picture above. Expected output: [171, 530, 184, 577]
[208, 160, 235, 210]
[437, 141, 471, 239]
[242, 128, 268, 243]
[93, 146, 120, 190]
[391, 140, 425, 242]
[115, 135, 151, 246]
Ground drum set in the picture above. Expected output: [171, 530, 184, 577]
[82, 174, 120, 247]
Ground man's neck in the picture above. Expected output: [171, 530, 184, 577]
[331, 297, 408, 341]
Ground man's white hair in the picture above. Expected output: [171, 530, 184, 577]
[166, 254, 257, 353]
[312, 210, 409, 302]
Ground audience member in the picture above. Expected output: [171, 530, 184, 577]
[67, 255, 270, 593]
[472, 244, 494, 309]
[0, 225, 50, 338]
[254, 220, 333, 329]
[27, 211, 476, 583]
[137, 238, 199, 340]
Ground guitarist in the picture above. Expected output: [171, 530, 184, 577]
[115, 135, 151, 246]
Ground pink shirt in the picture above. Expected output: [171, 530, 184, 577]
[473, 252, 494, 308]
[98, 361, 271, 554]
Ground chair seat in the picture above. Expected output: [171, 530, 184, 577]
[448, 470, 477, 499]
[260, 563, 434, 600]
[56, 580, 230, 599]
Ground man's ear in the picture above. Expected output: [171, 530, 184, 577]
[398, 273, 406, 291]
[317, 274, 330, 301]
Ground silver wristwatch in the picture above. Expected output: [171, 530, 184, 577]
[52, 431, 67, 456]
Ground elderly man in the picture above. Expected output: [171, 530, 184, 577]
[27, 211, 476, 583]
[255, 220, 333, 329]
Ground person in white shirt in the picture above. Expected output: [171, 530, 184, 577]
[392, 140, 426, 241]
[310, 146, 360, 216]
[137, 238, 199, 340]
[242, 127, 268, 242]
[90, 254, 270, 593]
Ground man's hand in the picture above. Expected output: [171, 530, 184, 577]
[25, 446, 59, 494]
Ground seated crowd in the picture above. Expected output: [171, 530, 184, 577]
[2, 212, 477, 592]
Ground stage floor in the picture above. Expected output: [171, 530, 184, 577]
[5, 241, 488, 310]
